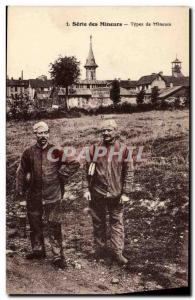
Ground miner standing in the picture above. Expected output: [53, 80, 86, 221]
[83, 119, 134, 265]
[16, 121, 79, 268]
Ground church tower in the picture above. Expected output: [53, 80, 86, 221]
[84, 35, 98, 81]
[172, 56, 184, 78]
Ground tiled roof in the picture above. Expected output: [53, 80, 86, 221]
[106, 80, 137, 89]
[29, 79, 53, 88]
[136, 74, 160, 85]
[158, 86, 183, 99]
[162, 76, 189, 87]
[7, 79, 53, 88]
[120, 80, 137, 88]
[6, 79, 29, 87]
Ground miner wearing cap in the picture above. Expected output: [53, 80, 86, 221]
[16, 121, 79, 268]
[83, 119, 134, 265]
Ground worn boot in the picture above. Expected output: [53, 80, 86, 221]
[114, 253, 128, 265]
[25, 250, 46, 260]
[53, 257, 67, 269]
[94, 247, 108, 260]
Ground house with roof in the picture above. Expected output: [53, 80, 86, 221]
[29, 78, 53, 102]
[161, 59, 189, 102]
[53, 86, 110, 109]
[136, 73, 167, 92]
[6, 77, 29, 99]
[6, 76, 53, 100]
[120, 80, 137, 91]
[66, 36, 137, 108]
[158, 85, 188, 102]
[7, 36, 189, 110]
[135, 56, 189, 103]
[163, 76, 189, 88]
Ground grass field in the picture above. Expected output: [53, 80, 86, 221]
[6, 110, 189, 294]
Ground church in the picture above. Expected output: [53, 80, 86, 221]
[75, 35, 107, 89]
[66, 36, 137, 109]
[66, 37, 189, 109]
[6, 36, 189, 110]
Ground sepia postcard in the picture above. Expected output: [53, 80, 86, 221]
[6, 6, 190, 295]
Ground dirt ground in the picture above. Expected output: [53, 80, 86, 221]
[6, 110, 189, 295]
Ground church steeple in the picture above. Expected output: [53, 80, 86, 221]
[84, 35, 98, 81]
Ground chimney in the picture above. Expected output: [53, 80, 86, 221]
[21, 70, 23, 80]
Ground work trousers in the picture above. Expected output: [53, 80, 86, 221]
[89, 196, 124, 255]
[27, 201, 64, 259]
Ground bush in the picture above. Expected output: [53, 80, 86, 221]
[7, 98, 188, 122]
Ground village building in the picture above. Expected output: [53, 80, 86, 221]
[6, 73, 29, 99]
[136, 73, 166, 92]
[29, 78, 53, 108]
[6, 36, 189, 109]
[66, 36, 136, 108]
[158, 86, 188, 103]
[163, 76, 189, 88]
[74, 35, 107, 90]
[6, 75, 53, 109]
[171, 56, 184, 78]
[135, 57, 189, 103]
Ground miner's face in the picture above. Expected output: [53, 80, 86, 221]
[102, 126, 116, 143]
[35, 127, 49, 147]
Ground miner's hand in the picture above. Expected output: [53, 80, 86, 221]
[19, 200, 27, 207]
[120, 194, 130, 204]
[83, 189, 91, 201]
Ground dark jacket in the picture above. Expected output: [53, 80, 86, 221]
[16, 143, 79, 205]
[83, 140, 134, 199]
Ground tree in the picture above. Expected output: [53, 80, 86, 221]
[136, 89, 145, 105]
[49, 56, 80, 109]
[151, 86, 160, 108]
[110, 79, 121, 107]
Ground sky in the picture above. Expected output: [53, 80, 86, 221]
[7, 6, 189, 81]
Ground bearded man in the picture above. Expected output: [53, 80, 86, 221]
[16, 121, 79, 268]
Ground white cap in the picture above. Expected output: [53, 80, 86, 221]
[33, 121, 49, 133]
[101, 119, 117, 130]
